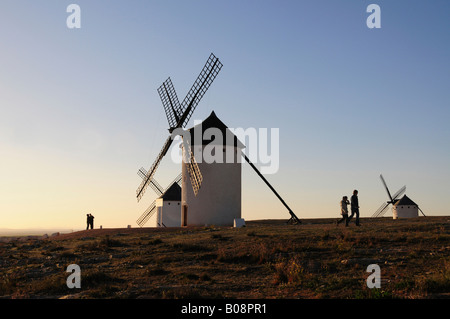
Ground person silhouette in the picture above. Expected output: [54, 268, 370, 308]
[348, 190, 360, 226]
[337, 196, 350, 226]
[89, 214, 94, 229]
[86, 213, 95, 230]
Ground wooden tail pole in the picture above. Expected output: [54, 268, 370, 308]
[243, 154, 301, 224]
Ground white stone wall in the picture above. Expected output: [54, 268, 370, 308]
[392, 205, 418, 219]
[156, 198, 182, 227]
[182, 145, 242, 226]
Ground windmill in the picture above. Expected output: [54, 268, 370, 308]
[136, 53, 301, 226]
[372, 174, 426, 218]
[372, 174, 406, 218]
[135, 53, 223, 226]
[392, 194, 426, 219]
[136, 172, 182, 227]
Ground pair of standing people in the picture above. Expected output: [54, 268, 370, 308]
[337, 190, 360, 226]
[86, 213, 95, 230]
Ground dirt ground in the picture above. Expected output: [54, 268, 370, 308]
[1, 216, 449, 299]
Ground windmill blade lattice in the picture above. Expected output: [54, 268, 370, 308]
[391, 185, 406, 202]
[372, 173, 408, 218]
[158, 77, 182, 129]
[180, 54, 223, 128]
[136, 200, 157, 227]
[136, 135, 174, 202]
[136, 53, 222, 203]
[171, 172, 182, 186]
[372, 202, 390, 218]
[372, 185, 406, 218]
[136, 173, 183, 227]
[138, 167, 164, 196]
[185, 149, 203, 196]
[380, 174, 394, 202]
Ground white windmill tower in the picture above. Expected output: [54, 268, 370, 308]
[181, 111, 245, 226]
[392, 195, 421, 219]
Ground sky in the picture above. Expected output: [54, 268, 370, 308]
[0, 0, 449, 230]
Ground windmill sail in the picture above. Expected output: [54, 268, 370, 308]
[136, 135, 174, 202]
[158, 77, 182, 129]
[372, 185, 406, 218]
[185, 149, 203, 196]
[380, 174, 394, 202]
[180, 53, 223, 128]
[136, 173, 183, 227]
[136, 200, 157, 227]
[372, 173, 407, 218]
[391, 185, 406, 202]
[136, 53, 222, 202]
[372, 202, 390, 218]
[171, 172, 182, 186]
[138, 167, 164, 196]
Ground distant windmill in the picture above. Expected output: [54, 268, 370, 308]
[392, 194, 426, 219]
[372, 174, 426, 218]
[372, 174, 406, 218]
[136, 172, 182, 227]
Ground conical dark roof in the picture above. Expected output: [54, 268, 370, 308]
[187, 111, 245, 148]
[393, 195, 418, 207]
[159, 182, 181, 201]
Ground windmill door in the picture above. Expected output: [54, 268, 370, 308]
[182, 205, 188, 227]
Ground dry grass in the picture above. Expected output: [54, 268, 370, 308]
[0, 216, 449, 299]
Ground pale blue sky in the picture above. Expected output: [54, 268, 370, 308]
[0, 1, 449, 229]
